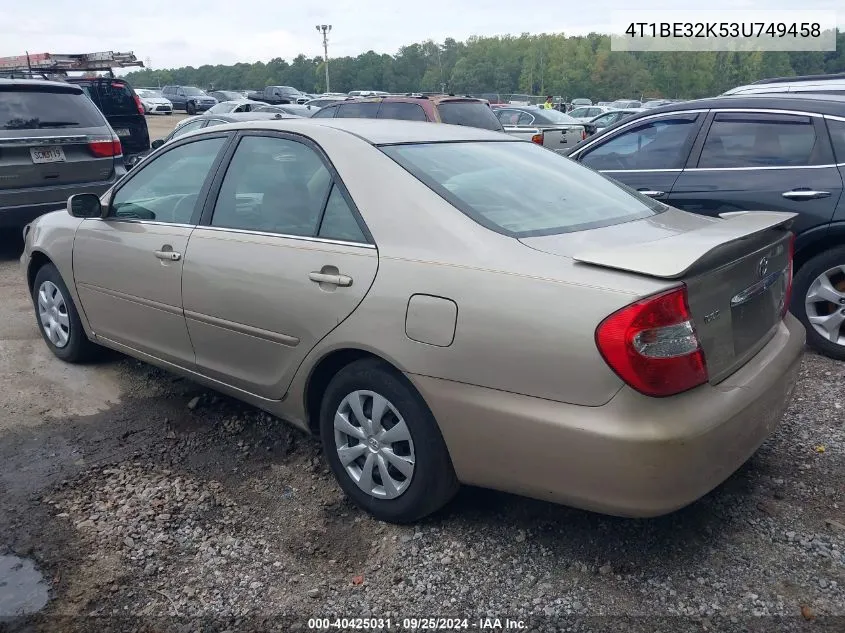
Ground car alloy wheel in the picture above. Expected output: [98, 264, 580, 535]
[804, 265, 845, 347]
[333, 390, 415, 500]
[37, 280, 70, 348]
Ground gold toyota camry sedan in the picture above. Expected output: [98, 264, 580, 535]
[21, 118, 805, 523]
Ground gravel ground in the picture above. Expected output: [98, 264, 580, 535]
[1, 240, 844, 633]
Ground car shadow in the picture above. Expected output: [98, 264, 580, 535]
[0, 228, 23, 261]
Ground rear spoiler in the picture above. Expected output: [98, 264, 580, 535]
[573, 211, 796, 279]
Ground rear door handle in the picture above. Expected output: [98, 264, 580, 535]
[638, 189, 665, 198]
[309, 272, 352, 287]
[154, 250, 181, 261]
[782, 189, 831, 200]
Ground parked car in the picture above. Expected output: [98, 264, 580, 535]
[565, 93, 845, 359]
[347, 90, 389, 98]
[65, 77, 150, 159]
[21, 117, 804, 522]
[491, 105, 587, 152]
[161, 86, 217, 114]
[209, 90, 246, 103]
[205, 100, 264, 114]
[508, 94, 533, 105]
[304, 97, 347, 109]
[723, 72, 845, 97]
[589, 108, 645, 131]
[570, 98, 593, 108]
[642, 99, 677, 109]
[134, 89, 173, 115]
[567, 105, 612, 123]
[0, 78, 126, 229]
[254, 103, 319, 117]
[610, 99, 643, 109]
[311, 95, 504, 132]
[248, 86, 305, 105]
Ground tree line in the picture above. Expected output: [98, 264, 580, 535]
[124, 31, 845, 101]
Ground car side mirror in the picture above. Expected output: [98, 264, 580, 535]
[68, 193, 103, 219]
[151, 139, 165, 149]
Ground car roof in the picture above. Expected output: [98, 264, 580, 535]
[640, 93, 845, 116]
[350, 95, 487, 106]
[0, 77, 82, 91]
[186, 117, 516, 145]
[199, 112, 298, 122]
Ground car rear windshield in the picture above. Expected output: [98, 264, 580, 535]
[381, 141, 665, 237]
[437, 102, 503, 131]
[534, 108, 579, 124]
[0, 86, 105, 129]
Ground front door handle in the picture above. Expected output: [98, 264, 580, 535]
[309, 272, 352, 287]
[782, 189, 831, 200]
[638, 189, 665, 198]
[154, 250, 181, 261]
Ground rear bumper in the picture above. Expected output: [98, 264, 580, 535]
[0, 176, 121, 228]
[409, 313, 805, 517]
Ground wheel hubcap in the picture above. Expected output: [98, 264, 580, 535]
[333, 390, 415, 500]
[804, 265, 845, 347]
[37, 280, 70, 348]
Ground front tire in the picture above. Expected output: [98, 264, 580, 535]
[319, 359, 459, 523]
[792, 247, 845, 360]
[186, 101, 196, 115]
[32, 264, 99, 363]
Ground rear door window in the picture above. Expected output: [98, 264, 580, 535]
[437, 102, 503, 131]
[377, 102, 428, 121]
[336, 102, 381, 118]
[698, 112, 821, 168]
[311, 105, 338, 118]
[826, 118, 845, 163]
[580, 116, 700, 170]
[0, 86, 105, 129]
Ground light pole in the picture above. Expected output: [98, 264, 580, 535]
[316, 24, 332, 93]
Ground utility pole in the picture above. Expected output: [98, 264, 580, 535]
[315, 24, 332, 93]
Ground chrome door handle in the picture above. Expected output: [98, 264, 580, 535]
[638, 190, 665, 197]
[309, 272, 352, 287]
[782, 189, 830, 200]
[154, 250, 181, 261]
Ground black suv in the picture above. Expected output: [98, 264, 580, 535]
[65, 77, 150, 159]
[565, 93, 845, 359]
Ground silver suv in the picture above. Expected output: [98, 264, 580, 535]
[1, 78, 126, 229]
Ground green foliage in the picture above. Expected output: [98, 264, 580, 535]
[125, 31, 845, 100]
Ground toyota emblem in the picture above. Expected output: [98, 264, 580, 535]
[757, 256, 769, 279]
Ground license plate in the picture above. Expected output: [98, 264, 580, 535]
[30, 146, 66, 164]
[114, 128, 130, 137]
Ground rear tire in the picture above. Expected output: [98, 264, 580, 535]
[319, 359, 459, 523]
[792, 247, 845, 360]
[32, 264, 100, 363]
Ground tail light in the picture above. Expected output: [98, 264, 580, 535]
[781, 233, 795, 318]
[595, 286, 708, 397]
[581, 129, 587, 140]
[133, 93, 145, 115]
[531, 133, 544, 145]
[88, 135, 123, 158]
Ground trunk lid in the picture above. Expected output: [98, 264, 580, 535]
[537, 126, 584, 152]
[520, 208, 796, 383]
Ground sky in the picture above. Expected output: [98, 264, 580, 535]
[2, 0, 843, 70]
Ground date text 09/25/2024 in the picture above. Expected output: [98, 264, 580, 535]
[307, 618, 527, 630]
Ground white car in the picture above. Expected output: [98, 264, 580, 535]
[135, 89, 173, 115]
[566, 105, 612, 123]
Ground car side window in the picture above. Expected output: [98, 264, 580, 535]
[203, 119, 227, 128]
[699, 112, 821, 168]
[377, 102, 428, 121]
[311, 105, 337, 118]
[318, 184, 367, 242]
[569, 107, 587, 118]
[580, 117, 699, 170]
[593, 113, 613, 126]
[110, 137, 226, 223]
[336, 102, 380, 118]
[210, 135, 333, 237]
[826, 118, 845, 163]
